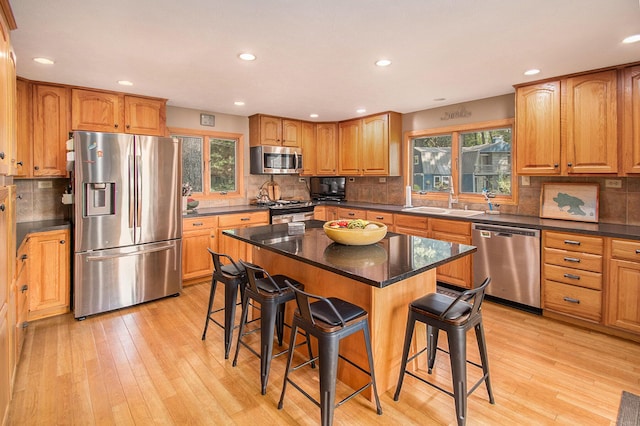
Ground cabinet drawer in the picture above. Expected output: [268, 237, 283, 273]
[337, 208, 366, 220]
[395, 214, 428, 230]
[544, 231, 603, 254]
[218, 211, 269, 228]
[543, 247, 602, 273]
[366, 210, 394, 225]
[430, 218, 471, 236]
[544, 280, 601, 322]
[611, 239, 640, 262]
[183, 216, 217, 230]
[543, 263, 602, 290]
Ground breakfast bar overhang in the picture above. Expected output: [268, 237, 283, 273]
[223, 220, 477, 396]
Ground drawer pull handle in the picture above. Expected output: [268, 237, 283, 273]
[20, 254, 27, 261]
[563, 297, 580, 304]
[348, 212, 355, 216]
[193, 222, 204, 226]
[563, 273, 580, 280]
[20, 285, 28, 293]
[241, 217, 250, 221]
[375, 216, 383, 220]
[564, 257, 580, 263]
[21, 322, 28, 329]
[564, 240, 581, 246]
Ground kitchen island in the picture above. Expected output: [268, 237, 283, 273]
[223, 220, 476, 395]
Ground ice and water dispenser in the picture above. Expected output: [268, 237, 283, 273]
[84, 182, 115, 216]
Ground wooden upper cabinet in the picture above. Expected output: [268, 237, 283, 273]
[338, 119, 361, 175]
[32, 84, 70, 177]
[0, 14, 10, 176]
[362, 113, 391, 175]
[564, 70, 618, 174]
[249, 114, 301, 147]
[515, 81, 561, 175]
[300, 121, 316, 175]
[315, 123, 338, 175]
[623, 65, 640, 174]
[15, 78, 31, 178]
[72, 89, 167, 136]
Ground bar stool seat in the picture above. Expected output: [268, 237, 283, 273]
[278, 280, 382, 426]
[232, 261, 314, 395]
[394, 277, 494, 426]
[201, 249, 247, 359]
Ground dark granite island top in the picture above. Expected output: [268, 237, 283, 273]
[222, 219, 477, 395]
[223, 220, 476, 288]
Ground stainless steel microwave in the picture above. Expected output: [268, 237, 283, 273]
[250, 146, 303, 174]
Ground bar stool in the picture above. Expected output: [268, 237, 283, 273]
[278, 280, 382, 426]
[201, 249, 247, 359]
[394, 277, 494, 426]
[232, 261, 314, 395]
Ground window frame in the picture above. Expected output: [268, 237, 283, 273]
[169, 126, 245, 201]
[404, 118, 517, 205]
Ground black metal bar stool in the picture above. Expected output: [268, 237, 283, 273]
[278, 280, 382, 426]
[232, 261, 314, 395]
[201, 249, 247, 359]
[394, 277, 494, 426]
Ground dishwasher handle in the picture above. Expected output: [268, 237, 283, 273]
[472, 223, 540, 238]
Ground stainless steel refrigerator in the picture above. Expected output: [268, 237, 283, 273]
[73, 131, 182, 319]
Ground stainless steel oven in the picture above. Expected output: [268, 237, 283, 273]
[268, 201, 315, 224]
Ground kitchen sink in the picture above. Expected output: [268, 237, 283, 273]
[401, 206, 485, 217]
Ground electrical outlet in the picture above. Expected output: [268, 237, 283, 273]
[37, 181, 53, 189]
[378, 177, 386, 183]
[348, 177, 355, 182]
[605, 179, 622, 189]
[298, 178, 306, 183]
[520, 176, 530, 186]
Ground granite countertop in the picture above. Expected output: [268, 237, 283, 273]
[16, 219, 71, 251]
[222, 220, 476, 288]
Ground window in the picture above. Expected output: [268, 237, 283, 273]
[406, 118, 515, 204]
[170, 127, 245, 199]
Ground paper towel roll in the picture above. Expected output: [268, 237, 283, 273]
[405, 186, 412, 207]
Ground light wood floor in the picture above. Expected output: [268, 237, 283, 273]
[7, 282, 640, 425]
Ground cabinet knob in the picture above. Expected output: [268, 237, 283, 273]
[34, 166, 39, 170]
[553, 163, 558, 168]
[0, 152, 4, 159]
[20, 254, 27, 261]
[115, 123, 119, 128]
[21, 322, 28, 329]
[126, 124, 130, 129]
[0, 204, 4, 212]
[20, 285, 28, 293]
[567, 162, 573, 167]
[60, 240, 66, 244]
[17, 161, 23, 166]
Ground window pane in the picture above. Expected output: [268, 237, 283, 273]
[411, 135, 452, 192]
[176, 135, 203, 193]
[209, 138, 237, 192]
[459, 128, 512, 195]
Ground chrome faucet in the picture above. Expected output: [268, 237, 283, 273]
[448, 188, 456, 209]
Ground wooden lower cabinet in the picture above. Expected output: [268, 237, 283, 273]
[217, 211, 269, 264]
[27, 229, 70, 321]
[607, 238, 640, 334]
[14, 242, 28, 360]
[182, 216, 217, 283]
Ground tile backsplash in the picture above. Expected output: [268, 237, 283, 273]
[15, 178, 71, 223]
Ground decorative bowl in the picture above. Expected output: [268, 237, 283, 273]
[323, 242, 388, 268]
[187, 198, 199, 210]
[323, 220, 387, 245]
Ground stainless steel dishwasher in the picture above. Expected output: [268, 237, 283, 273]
[472, 223, 541, 311]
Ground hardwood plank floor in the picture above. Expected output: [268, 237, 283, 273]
[7, 282, 640, 425]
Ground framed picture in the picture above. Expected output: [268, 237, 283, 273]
[540, 183, 599, 222]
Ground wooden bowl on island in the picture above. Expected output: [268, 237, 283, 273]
[323, 220, 387, 246]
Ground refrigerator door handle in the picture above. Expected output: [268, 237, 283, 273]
[128, 155, 135, 230]
[136, 154, 142, 243]
[85, 244, 173, 261]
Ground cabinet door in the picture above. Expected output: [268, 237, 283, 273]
[71, 89, 122, 132]
[260, 116, 282, 146]
[300, 121, 316, 175]
[281, 119, 300, 147]
[515, 81, 561, 175]
[338, 119, 361, 175]
[361, 114, 389, 175]
[336, 207, 366, 220]
[608, 259, 640, 334]
[430, 219, 472, 288]
[623, 65, 640, 174]
[28, 230, 70, 321]
[5, 51, 16, 176]
[124, 95, 166, 136]
[564, 70, 618, 174]
[217, 212, 269, 264]
[15, 79, 31, 178]
[182, 229, 216, 281]
[315, 123, 337, 175]
[0, 15, 8, 176]
[33, 85, 69, 177]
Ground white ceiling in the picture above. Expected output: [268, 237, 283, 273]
[9, 0, 640, 122]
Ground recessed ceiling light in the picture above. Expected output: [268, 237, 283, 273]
[356, 108, 366, 114]
[33, 57, 54, 65]
[375, 59, 392, 67]
[238, 53, 256, 61]
[234, 101, 245, 106]
[309, 113, 319, 118]
[433, 98, 446, 102]
[117, 80, 134, 86]
[524, 69, 541, 76]
[623, 34, 640, 44]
